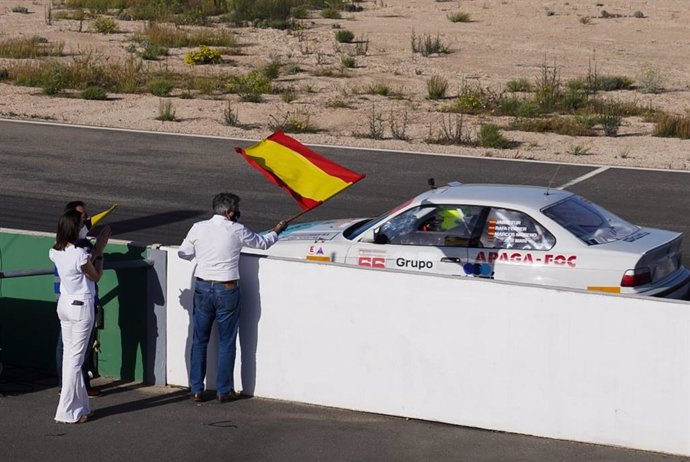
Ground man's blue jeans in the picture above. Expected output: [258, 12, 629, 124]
[189, 279, 241, 396]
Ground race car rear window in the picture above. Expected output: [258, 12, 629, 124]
[542, 196, 638, 245]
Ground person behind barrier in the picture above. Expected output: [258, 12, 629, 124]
[55, 201, 102, 397]
[178, 192, 287, 403]
[50, 210, 110, 423]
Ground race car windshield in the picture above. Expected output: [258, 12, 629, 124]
[345, 199, 414, 240]
[542, 196, 639, 245]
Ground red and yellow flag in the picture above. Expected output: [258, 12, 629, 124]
[235, 131, 365, 210]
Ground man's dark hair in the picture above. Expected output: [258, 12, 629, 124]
[64, 200, 85, 212]
[53, 210, 82, 251]
[212, 193, 240, 216]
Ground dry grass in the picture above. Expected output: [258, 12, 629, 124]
[0, 36, 64, 59]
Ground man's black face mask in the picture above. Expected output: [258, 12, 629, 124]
[231, 209, 241, 222]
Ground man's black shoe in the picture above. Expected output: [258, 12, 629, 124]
[217, 392, 239, 403]
[191, 392, 204, 402]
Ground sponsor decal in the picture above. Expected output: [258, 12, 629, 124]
[306, 245, 331, 262]
[358, 256, 386, 268]
[474, 251, 577, 267]
[395, 258, 433, 270]
[308, 245, 325, 255]
[487, 219, 496, 241]
[587, 286, 621, 294]
[463, 263, 493, 277]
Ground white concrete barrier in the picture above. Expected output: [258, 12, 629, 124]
[164, 248, 690, 456]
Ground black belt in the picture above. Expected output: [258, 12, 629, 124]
[196, 277, 239, 288]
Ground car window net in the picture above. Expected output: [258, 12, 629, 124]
[542, 196, 638, 245]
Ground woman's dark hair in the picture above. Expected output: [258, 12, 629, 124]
[53, 210, 82, 251]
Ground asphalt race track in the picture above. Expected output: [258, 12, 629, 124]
[1, 119, 689, 269]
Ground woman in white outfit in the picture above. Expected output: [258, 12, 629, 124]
[49, 209, 110, 424]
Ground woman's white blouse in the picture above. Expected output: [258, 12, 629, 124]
[49, 246, 95, 296]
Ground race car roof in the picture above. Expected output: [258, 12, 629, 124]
[417, 183, 574, 211]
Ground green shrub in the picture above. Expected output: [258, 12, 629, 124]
[279, 85, 297, 103]
[269, 106, 317, 133]
[410, 32, 450, 56]
[140, 42, 168, 60]
[335, 30, 354, 43]
[227, 70, 272, 102]
[534, 63, 561, 113]
[447, 11, 470, 23]
[223, 100, 239, 126]
[560, 88, 588, 112]
[321, 8, 341, 19]
[285, 63, 302, 74]
[0, 68, 8, 80]
[425, 113, 473, 145]
[93, 16, 118, 34]
[290, 6, 308, 19]
[638, 64, 664, 94]
[447, 85, 492, 114]
[479, 124, 511, 149]
[11, 6, 29, 13]
[360, 104, 384, 139]
[653, 114, 690, 139]
[341, 55, 356, 68]
[41, 62, 69, 95]
[389, 107, 409, 140]
[81, 85, 108, 100]
[326, 97, 353, 108]
[506, 78, 532, 92]
[148, 78, 174, 96]
[156, 99, 177, 121]
[367, 83, 391, 96]
[426, 75, 448, 100]
[566, 144, 592, 156]
[598, 102, 622, 136]
[184, 46, 222, 65]
[594, 75, 633, 91]
[262, 61, 281, 80]
[224, 0, 331, 26]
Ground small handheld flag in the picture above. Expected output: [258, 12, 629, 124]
[90, 204, 118, 227]
[235, 131, 365, 212]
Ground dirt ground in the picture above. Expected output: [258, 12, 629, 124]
[1, 0, 689, 170]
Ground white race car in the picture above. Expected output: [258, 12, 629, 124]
[266, 182, 690, 299]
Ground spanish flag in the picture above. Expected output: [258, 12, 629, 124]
[235, 131, 365, 210]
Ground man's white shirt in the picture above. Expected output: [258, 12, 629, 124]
[178, 214, 278, 281]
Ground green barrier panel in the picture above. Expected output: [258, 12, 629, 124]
[0, 231, 147, 381]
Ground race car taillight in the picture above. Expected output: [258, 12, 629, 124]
[621, 268, 652, 287]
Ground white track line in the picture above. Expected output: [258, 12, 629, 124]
[557, 166, 610, 189]
[1, 118, 689, 174]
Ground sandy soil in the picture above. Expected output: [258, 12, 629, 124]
[1, 0, 689, 170]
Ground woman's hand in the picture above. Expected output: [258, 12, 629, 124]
[93, 225, 111, 256]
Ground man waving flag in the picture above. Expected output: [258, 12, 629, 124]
[235, 131, 365, 212]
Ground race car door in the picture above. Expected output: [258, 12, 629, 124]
[346, 205, 484, 276]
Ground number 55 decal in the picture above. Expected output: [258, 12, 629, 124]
[358, 256, 386, 268]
